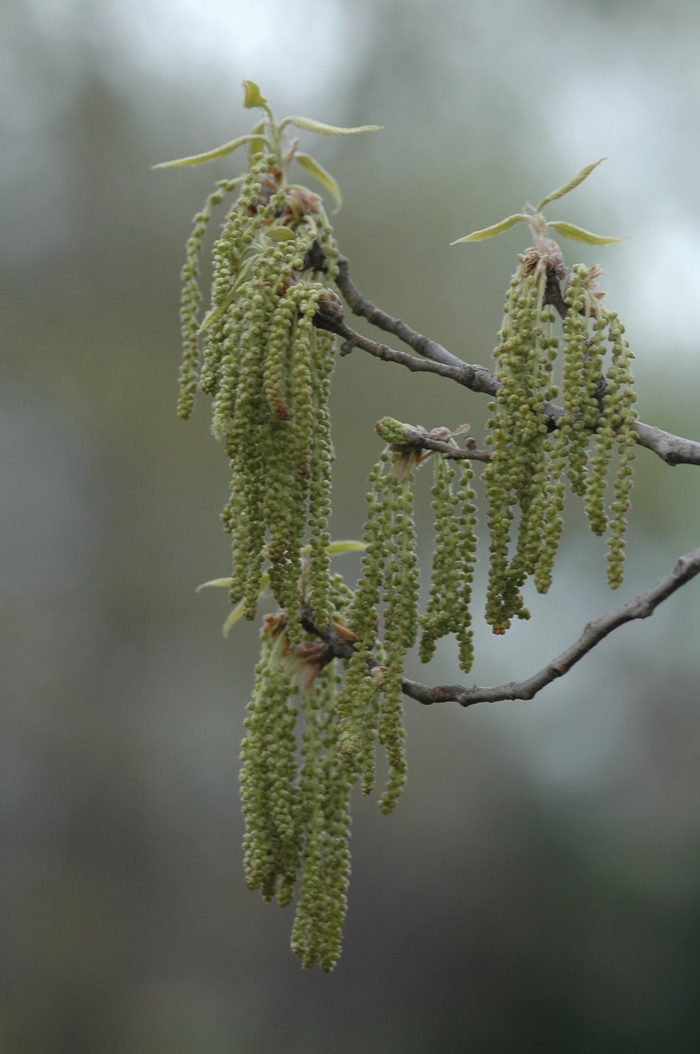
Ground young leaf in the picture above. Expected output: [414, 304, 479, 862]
[324, 540, 367, 555]
[199, 252, 263, 332]
[536, 158, 606, 212]
[242, 80, 268, 109]
[201, 541, 365, 636]
[295, 152, 342, 211]
[279, 116, 382, 137]
[152, 134, 268, 169]
[451, 213, 529, 244]
[547, 220, 626, 245]
[247, 119, 267, 161]
[266, 227, 298, 242]
[222, 600, 246, 636]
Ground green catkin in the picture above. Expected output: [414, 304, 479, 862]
[562, 266, 594, 495]
[177, 178, 243, 419]
[291, 671, 328, 966]
[420, 456, 458, 662]
[291, 665, 352, 972]
[240, 624, 300, 903]
[533, 425, 567, 593]
[305, 328, 335, 629]
[602, 313, 637, 587]
[335, 452, 390, 772]
[377, 457, 419, 814]
[455, 461, 478, 670]
[419, 455, 477, 673]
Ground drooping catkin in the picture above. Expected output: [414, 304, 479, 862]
[599, 313, 637, 587]
[419, 454, 478, 673]
[240, 616, 301, 904]
[291, 664, 352, 972]
[177, 177, 244, 419]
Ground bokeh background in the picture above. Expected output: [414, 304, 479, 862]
[3, 0, 700, 1050]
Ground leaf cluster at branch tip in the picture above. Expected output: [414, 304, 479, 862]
[451, 158, 626, 246]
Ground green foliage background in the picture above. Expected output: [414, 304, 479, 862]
[2, 0, 700, 1050]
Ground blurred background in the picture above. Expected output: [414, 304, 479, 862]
[2, 0, 700, 1050]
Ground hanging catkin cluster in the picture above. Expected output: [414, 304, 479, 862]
[177, 153, 341, 633]
[482, 245, 637, 632]
[156, 79, 379, 635]
[452, 161, 638, 633]
[164, 123, 644, 976]
[240, 573, 356, 972]
[336, 431, 420, 814]
[482, 240, 567, 633]
[160, 83, 391, 971]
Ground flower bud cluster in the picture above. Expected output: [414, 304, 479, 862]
[419, 455, 478, 672]
[176, 157, 340, 635]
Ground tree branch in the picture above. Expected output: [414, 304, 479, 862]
[299, 547, 700, 710]
[335, 255, 467, 371]
[329, 256, 700, 469]
[402, 546, 700, 707]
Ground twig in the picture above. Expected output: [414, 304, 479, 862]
[313, 312, 496, 391]
[379, 421, 491, 463]
[299, 546, 700, 709]
[402, 546, 700, 707]
[328, 256, 700, 469]
[335, 255, 467, 371]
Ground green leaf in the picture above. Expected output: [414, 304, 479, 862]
[279, 116, 382, 137]
[198, 252, 262, 332]
[324, 540, 367, 555]
[152, 134, 268, 169]
[295, 152, 342, 211]
[451, 214, 529, 244]
[201, 540, 365, 637]
[536, 158, 606, 212]
[222, 599, 246, 636]
[198, 295, 233, 334]
[242, 80, 268, 109]
[247, 119, 267, 160]
[266, 227, 297, 242]
[547, 220, 626, 245]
